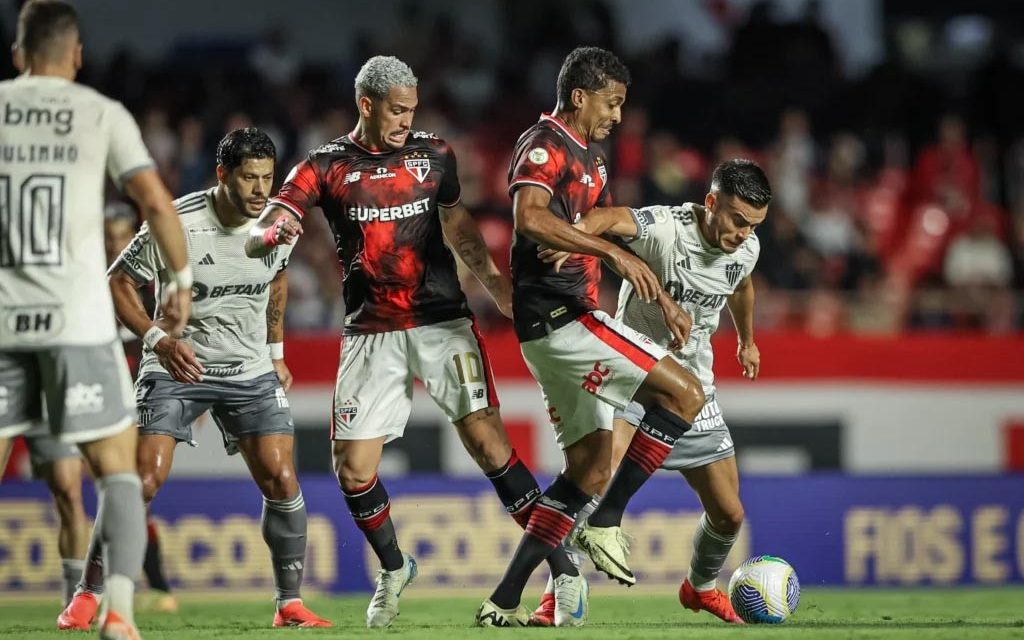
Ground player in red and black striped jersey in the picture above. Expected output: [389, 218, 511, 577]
[247, 55, 575, 629]
[478, 47, 711, 628]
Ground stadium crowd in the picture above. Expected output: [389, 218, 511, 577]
[4, 0, 1022, 334]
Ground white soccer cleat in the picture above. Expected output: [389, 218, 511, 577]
[553, 573, 589, 627]
[572, 521, 636, 586]
[366, 553, 417, 628]
[475, 600, 530, 627]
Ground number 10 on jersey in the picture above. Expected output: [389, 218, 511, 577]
[0, 174, 66, 267]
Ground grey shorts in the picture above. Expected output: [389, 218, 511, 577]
[136, 372, 293, 455]
[0, 342, 136, 444]
[617, 393, 735, 471]
[24, 433, 80, 472]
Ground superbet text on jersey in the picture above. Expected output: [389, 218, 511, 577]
[271, 130, 469, 335]
[508, 114, 612, 342]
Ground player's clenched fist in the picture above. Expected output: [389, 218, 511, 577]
[737, 342, 760, 380]
[262, 213, 303, 247]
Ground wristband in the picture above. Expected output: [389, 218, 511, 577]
[169, 266, 193, 289]
[143, 326, 168, 350]
[269, 342, 284, 359]
[262, 216, 291, 248]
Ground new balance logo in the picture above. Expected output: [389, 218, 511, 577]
[198, 253, 215, 265]
[579, 173, 594, 187]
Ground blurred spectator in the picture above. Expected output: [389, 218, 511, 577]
[943, 214, 1014, 288]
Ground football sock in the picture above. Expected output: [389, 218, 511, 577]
[342, 475, 404, 571]
[143, 516, 171, 592]
[589, 406, 690, 528]
[485, 450, 578, 579]
[262, 492, 307, 604]
[541, 495, 599, 596]
[688, 512, 738, 591]
[96, 473, 146, 623]
[489, 474, 589, 609]
[78, 526, 105, 595]
[61, 559, 85, 606]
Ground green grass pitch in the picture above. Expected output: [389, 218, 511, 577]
[2, 588, 1022, 639]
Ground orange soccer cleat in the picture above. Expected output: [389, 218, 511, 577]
[98, 610, 141, 640]
[273, 600, 333, 628]
[528, 592, 555, 627]
[57, 591, 99, 630]
[679, 579, 744, 624]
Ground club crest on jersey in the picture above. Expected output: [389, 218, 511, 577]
[725, 262, 743, 286]
[595, 157, 608, 184]
[404, 157, 431, 183]
[261, 250, 277, 270]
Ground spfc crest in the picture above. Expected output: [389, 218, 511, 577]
[725, 263, 743, 286]
[336, 402, 358, 428]
[404, 157, 430, 183]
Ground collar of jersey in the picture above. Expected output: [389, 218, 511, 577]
[539, 113, 587, 150]
[203, 188, 256, 235]
[347, 131, 396, 155]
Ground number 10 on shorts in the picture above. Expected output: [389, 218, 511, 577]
[452, 352, 483, 385]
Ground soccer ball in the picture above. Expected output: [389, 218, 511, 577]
[727, 555, 800, 624]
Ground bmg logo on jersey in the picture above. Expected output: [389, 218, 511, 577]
[581, 361, 612, 395]
[3, 103, 74, 135]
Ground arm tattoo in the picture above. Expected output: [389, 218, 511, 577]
[267, 279, 285, 342]
[455, 228, 490, 273]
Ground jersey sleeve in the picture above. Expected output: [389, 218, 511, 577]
[105, 101, 156, 189]
[625, 205, 680, 262]
[275, 243, 294, 274]
[271, 158, 322, 220]
[437, 145, 462, 208]
[109, 222, 163, 284]
[508, 131, 566, 196]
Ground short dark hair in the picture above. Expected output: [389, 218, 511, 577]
[710, 159, 772, 208]
[17, 0, 78, 61]
[556, 46, 631, 108]
[216, 128, 276, 170]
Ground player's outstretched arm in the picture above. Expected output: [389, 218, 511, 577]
[108, 267, 204, 384]
[245, 205, 303, 258]
[537, 206, 640, 270]
[123, 169, 192, 335]
[267, 269, 293, 391]
[440, 203, 513, 318]
[514, 186, 660, 302]
[727, 275, 759, 380]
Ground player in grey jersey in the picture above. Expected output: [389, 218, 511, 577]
[542, 159, 770, 623]
[0, 3, 192, 639]
[59, 129, 331, 629]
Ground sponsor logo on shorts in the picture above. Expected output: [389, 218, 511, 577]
[692, 399, 724, 432]
[275, 387, 290, 408]
[581, 361, 611, 395]
[66, 383, 104, 416]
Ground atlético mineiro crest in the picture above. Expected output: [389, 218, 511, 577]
[725, 263, 743, 286]
[261, 249, 277, 270]
[404, 157, 431, 183]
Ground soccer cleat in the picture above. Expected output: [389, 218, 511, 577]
[552, 573, 589, 627]
[474, 600, 530, 627]
[137, 591, 178, 614]
[572, 521, 636, 586]
[98, 610, 141, 640]
[273, 600, 333, 628]
[679, 579, 744, 624]
[528, 592, 555, 627]
[366, 553, 417, 628]
[57, 590, 99, 630]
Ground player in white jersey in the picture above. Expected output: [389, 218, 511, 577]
[58, 129, 332, 629]
[542, 159, 769, 623]
[0, 3, 191, 639]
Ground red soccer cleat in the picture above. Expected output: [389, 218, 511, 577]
[57, 591, 99, 630]
[273, 600, 333, 628]
[528, 592, 555, 627]
[679, 579, 744, 624]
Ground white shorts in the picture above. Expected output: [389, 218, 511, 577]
[330, 317, 498, 442]
[520, 310, 668, 449]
